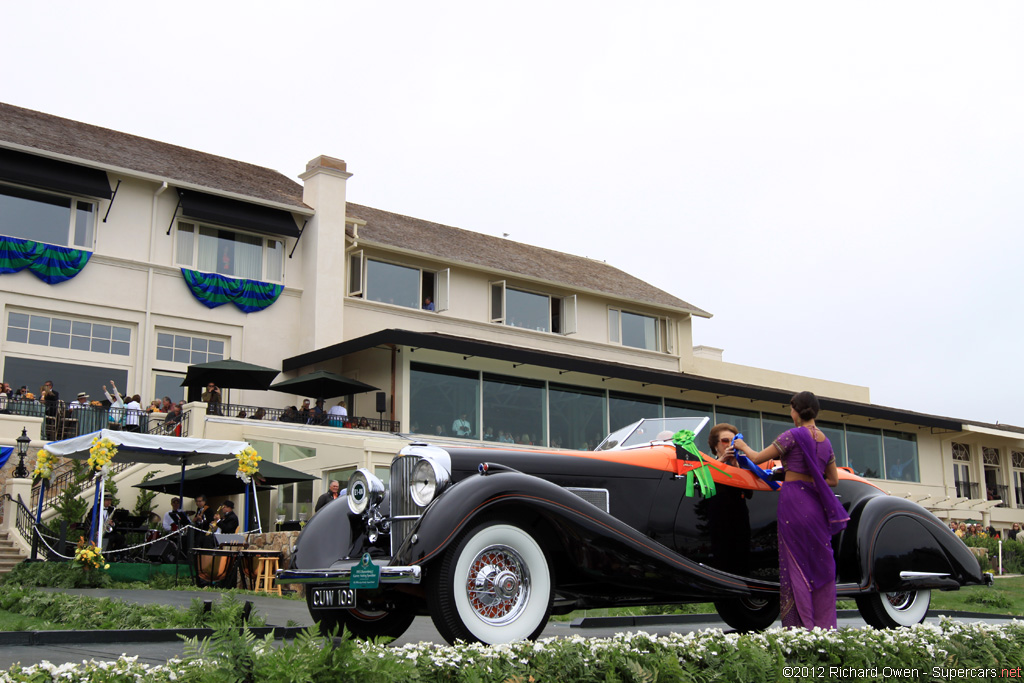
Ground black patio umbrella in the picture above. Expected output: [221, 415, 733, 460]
[268, 370, 378, 400]
[135, 459, 315, 497]
[180, 359, 280, 391]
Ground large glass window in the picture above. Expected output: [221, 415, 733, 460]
[817, 420, 847, 468]
[609, 308, 663, 351]
[366, 259, 420, 308]
[0, 184, 95, 248]
[409, 363, 480, 439]
[608, 392, 662, 433]
[883, 431, 918, 482]
[153, 373, 185, 403]
[664, 399, 713, 422]
[506, 288, 551, 332]
[280, 444, 316, 463]
[714, 406, 763, 450]
[549, 383, 606, 450]
[846, 425, 883, 479]
[175, 222, 284, 282]
[482, 374, 545, 445]
[490, 281, 574, 334]
[156, 332, 225, 365]
[760, 413, 793, 449]
[6, 312, 130, 356]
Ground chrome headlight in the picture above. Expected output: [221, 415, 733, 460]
[347, 468, 385, 515]
[410, 458, 449, 507]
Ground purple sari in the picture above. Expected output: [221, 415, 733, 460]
[774, 426, 849, 629]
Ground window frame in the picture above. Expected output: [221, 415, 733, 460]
[174, 220, 285, 284]
[6, 310, 131, 357]
[350, 254, 448, 312]
[489, 281, 575, 335]
[608, 307, 667, 352]
[0, 181, 97, 250]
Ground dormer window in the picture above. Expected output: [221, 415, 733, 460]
[608, 308, 672, 352]
[348, 252, 449, 312]
[489, 281, 576, 335]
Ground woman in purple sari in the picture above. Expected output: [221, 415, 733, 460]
[734, 391, 849, 629]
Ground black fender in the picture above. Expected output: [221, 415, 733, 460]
[291, 494, 353, 570]
[841, 494, 984, 591]
[394, 469, 775, 602]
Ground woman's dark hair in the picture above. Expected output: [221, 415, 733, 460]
[790, 391, 820, 421]
[707, 423, 739, 454]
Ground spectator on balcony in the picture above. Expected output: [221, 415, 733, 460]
[326, 400, 347, 427]
[148, 400, 163, 413]
[13, 385, 28, 400]
[311, 398, 327, 425]
[124, 394, 143, 432]
[40, 380, 60, 417]
[250, 407, 266, 420]
[452, 413, 472, 437]
[160, 396, 174, 413]
[298, 399, 312, 423]
[280, 405, 301, 423]
[164, 402, 183, 435]
[104, 381, 126, 429]
[70, 392, 91, 410]
[202, 383, 222, 416]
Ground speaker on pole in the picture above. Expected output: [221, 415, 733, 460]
[375, 392, 387, 414]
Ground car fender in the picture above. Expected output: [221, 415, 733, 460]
[844, 495, 984, 591]
[395, 468, 772, 600]
[291, 494, 353, 570]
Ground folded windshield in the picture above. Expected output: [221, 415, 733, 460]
[595, 416, 709, 451]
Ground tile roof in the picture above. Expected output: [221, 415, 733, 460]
[0, 101, 307, 210]
[346, 203, 711, 316]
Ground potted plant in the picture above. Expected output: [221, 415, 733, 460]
[298, 504, 308, 522]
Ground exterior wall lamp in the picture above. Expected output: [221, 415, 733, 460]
[14, 427, 30, 479]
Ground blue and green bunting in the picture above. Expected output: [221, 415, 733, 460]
[673, 429, 731, 498]
[181, 269, 283, 313]
[0, 236, 91, 284]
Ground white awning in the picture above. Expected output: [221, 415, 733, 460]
[45, 429, 248, 464]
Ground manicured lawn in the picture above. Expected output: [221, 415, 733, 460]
[0, 609, 61, 632]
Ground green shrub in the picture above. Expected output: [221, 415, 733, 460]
[1, 560, 111, 588]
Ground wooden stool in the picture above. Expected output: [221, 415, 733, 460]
[253, 556, 281, 595]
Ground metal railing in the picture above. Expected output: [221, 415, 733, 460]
[148, 410, 191, 437]
[31, 460, 133, 514]
[1, 397, 153, 439]
[214, 401, 401, 432]
[956, 481, 980, 499]
[989, 484, 1009, 507]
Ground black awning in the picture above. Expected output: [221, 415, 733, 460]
[283, 328, 966, 431]
[0, 147, 112, 199]
[177, 188, 300, 238]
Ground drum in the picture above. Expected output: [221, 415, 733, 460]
[192, 548, 239, 587]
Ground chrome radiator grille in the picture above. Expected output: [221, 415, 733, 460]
[389, 455, 421, 556]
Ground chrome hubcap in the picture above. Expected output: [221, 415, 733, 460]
[885, 591, 914, 610]
[465, 544, 531, 625]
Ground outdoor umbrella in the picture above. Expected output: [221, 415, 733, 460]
[268, 370, 378, 400]
[180, 359, 280, 392]
[136, 459, 314, 497]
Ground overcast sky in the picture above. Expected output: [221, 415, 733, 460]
[3, 2, 1021, 426]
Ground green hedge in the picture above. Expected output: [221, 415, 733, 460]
[964, 536, 1024, 573]
[3, 619, 1023, 682]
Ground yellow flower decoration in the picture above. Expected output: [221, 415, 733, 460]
[74, 537, 108, 572]
[33, 449, 59, 482]
[235, 446, 261, 484]
[87, 437, 118, 473]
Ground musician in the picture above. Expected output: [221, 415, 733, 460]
[88, 492, 124, 551]
[212, 500, 239, 534]
[192, 494, 214, 532]
[162, 497, 190, 531]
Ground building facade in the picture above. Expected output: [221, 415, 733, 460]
[2, 101, 1023, 534]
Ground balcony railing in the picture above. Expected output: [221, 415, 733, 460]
[213, 401, 400, 432]
[956, 481, 979, 499]
[1, 397, 153, 439]
[988, 484, 1009, 507]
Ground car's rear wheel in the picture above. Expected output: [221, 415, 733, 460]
[427, 522, 552, 645]
[855, 589, 931, 628]
[713, 595, 780, 632]
[306, 590, 415, 640]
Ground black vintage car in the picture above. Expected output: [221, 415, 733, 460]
[279, 417, 987, 645]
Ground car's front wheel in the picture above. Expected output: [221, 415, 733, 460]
[306, 591, 415, 640]
[855, 589, 931, 628]
[427, 522, 553, 645]
[713, 595, 780, 632]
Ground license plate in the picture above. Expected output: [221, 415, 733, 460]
[309, 587, 356, 609]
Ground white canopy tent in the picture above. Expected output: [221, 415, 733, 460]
[45, 430, 255, 547]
